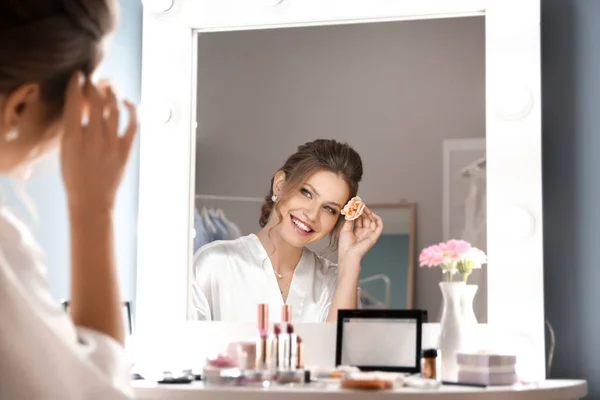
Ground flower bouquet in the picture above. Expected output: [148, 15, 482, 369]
[419, 239, 487, 283]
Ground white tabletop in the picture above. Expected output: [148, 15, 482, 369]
[133, 379, 587, 400]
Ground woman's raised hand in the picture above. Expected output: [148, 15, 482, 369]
[60, 71, 138, 211]
[337, 207, 384, 265]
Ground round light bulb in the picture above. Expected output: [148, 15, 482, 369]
[494, 85, 533, 121]
[142, 0, 174, 14]
[499, 206, 536, 240]
[140, 101, 173, 125]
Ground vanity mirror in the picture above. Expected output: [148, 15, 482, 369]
[189, 17, 484, 323]
[136, 0, 543, 381]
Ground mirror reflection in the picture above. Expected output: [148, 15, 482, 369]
[189, 16, 486, 323]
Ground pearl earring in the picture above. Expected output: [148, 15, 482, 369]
[271, 194, 278, 202]
[5, 129, 18, 142]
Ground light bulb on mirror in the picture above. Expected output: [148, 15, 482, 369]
[259, 0, 285, 6]
[498, 206, 536, 241]
[494, 84, 533, 121]
[142, 0, 174, 14]
[139, 101, 173, 125]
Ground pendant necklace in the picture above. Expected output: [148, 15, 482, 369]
[274, 268, 295, 280]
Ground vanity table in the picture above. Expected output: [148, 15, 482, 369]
[132, 379, 587, 400]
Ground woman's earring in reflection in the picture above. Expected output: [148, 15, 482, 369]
[5, 128, 18, 142]
[272, 194, 278, 202]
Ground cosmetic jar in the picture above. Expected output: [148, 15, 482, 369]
[276, 369, 305, 384]
[421, 348, 441, 380]
[203, 366, 244, 386]
[242, 369, 276, 387]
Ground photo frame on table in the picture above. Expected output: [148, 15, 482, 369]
[336, 309, 427, 374]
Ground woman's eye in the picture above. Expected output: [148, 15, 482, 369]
[324, 206, 336, 214]
[301, 188, 312, 198]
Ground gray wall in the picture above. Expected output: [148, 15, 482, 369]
[195, 17, 486, 321]
[1, 0, 142, 306]
[542, 0, 599, 396]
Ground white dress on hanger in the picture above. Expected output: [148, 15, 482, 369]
[0, 206, 132, 399]
[191, 234, 338, 323]
[461, 169, 487, 251]
[460, 168, 488, 322]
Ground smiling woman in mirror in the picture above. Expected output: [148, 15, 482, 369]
[191, 139, 384, 323]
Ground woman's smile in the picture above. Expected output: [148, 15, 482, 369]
[290, 214, 314, 236]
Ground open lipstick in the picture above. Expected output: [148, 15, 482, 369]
[296, 336, 304, 370]
[278, 322, 298, 371]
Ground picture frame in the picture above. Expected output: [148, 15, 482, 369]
[335, 309, 427, 373]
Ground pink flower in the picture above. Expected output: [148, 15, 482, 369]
[420, 240, 483, 281]
[439, 239, 471, 262]
[419, 244, 445, 267]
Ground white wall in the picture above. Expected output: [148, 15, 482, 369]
[194, 17, 485, 321]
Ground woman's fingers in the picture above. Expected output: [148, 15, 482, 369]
[340, 218, 354, 234]
[102, 84, 119, 140]
[354, 214, 364, 231]
[120, 100, 138, 157]
[358, 209, 383, 242]
[361, 207, 376, 232]
[85, 79, 104, 131]
[369, 212, 379, 232]
[371, 211, 384, 236]
[63, 71, 84, 139]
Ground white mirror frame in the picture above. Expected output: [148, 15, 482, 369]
[136, 0, 544, 380]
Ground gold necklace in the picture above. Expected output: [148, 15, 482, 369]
[274, 269, 296, 280]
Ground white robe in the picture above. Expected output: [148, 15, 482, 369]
[0, 206, 132, 399]
[191, 234, 338, 323]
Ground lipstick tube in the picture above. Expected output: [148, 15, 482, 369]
[270, 323, 281, 370]
[258, 303, 269, 335]
[255, 304, 271, 370]
[296, 336, 304, 369]
[288, 324, 298, 371]
[281, 304, 292, 323]
[256, 333, 270, 370]
[278, 323, 297, 371]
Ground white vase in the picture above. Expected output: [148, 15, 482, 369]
[461, 284, 479, 352]
[461, 284, 478, 325]
[438, 281, 466, 382]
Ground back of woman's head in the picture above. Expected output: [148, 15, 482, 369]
[0, 0, 117, 122]
[259, 139, 363, 240]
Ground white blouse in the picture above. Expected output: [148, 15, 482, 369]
[0, 207, 132, 399]
[191, 234, 338, 323]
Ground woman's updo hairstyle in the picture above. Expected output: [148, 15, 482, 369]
[259, 138, 363, 247]
[0, 0, 117, 122]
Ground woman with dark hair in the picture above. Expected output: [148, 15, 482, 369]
[0, 1, 138, 398]
[192, 139, 383, 323]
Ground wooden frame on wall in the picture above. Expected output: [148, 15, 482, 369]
[367, 202, 417, 309]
